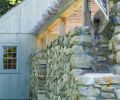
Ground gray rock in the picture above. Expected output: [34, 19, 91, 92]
[69, 35, 91, 45]
[109, 39, 113, 51]
[111, 16, 120, 25]
[75, 76, 95, 85]
[108, 54, 115, 64]
[69, 26, 90, 36]
[114, 26, 120, 34]
[101, 86, 115, 92]
[69, 27, 81, 36]
[71, 69, 84, 76]
[109, 34, 120, 52]
[79, 86, 100, 96]
[78, 96, 96, 100]
[114, 44, 120, 52]
[97, 56, 106, 62]
[113, 2, 120, 12]
[70, 54, 93, 68]
[112, 64, 120, 74]
[115, 89, 120, 100]
[115, 52, 120, 64]
[102, 98, 117, 100]
[101, 92, 115, 99]
[95, 75, 120, 84]
[70, 45, 84, 54]
[38, 59, 47, 64]
[113, 34, 120, 44]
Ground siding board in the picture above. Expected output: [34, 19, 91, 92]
[0, 33, 36, 99]
[0, 0, 57, 34]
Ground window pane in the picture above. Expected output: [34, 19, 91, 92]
[3, 63, 7, 69]
[8, 48, 13, 53]
[13, 53, 16, 58]
[3, 47, 17, 69]
[13, 48, 16, 52]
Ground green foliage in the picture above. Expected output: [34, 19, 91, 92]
[0, 0, 23, 16]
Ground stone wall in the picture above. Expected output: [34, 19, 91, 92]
[46, 26, 94, 100]
[108, 2, 120, 75]
[46, 25, 120, 100]
[75, 73, 120, 100]
[30, 50, 47, 100]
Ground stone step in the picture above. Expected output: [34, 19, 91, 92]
[96, 66, 110, 73]
[39, 64, 47, 69]
[38, 90, 47, 94]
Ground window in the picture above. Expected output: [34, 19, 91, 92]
[3, 47, 17, 69]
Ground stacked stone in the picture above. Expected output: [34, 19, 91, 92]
[75, 73, 120, 100]
[30, 50, 47, 100]
[46, 26, 94, 100]
[92, 10, 111, 73]
[96, 34, 110, 72]
[108, 2, 120, 75]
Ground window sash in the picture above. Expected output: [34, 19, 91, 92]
[3, 47, 17, 69]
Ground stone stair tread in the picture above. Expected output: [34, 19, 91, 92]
[38, 90, 47, 94]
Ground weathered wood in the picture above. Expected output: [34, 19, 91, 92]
[60, 17, 66, 35]
[0, 33, 36, 99]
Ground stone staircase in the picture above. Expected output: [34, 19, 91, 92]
[30, 50, 47, 100]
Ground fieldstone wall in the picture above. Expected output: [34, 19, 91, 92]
[109, 2, 120, 75]
[95, 34, 110, 72]
[46, 26, 94, 100]
[46, 26, 120, 100]
[30, 50, 47, 100]
[75, 73, 120, 100]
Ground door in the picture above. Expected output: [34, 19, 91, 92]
[0, 34, 36, 99]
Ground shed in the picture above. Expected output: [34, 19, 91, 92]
[0, 0, 57, 99]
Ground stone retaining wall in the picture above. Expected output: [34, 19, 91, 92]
[109, 2, 120, 75]
[30, 50, 47, 100]
[46, 25, 120, 100]
[75, 73, 120, 100]
[46, 26, 94, 100]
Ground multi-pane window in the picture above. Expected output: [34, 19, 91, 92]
[3, 47, 17, 69]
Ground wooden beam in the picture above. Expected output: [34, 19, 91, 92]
[45, 30, 51, 46]
[39, 0, 82, 37]
[47, 19, 60, 31]
[60, 17, 66, 35]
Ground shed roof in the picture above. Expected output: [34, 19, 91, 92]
[35, 0, 78, 36]
[0, 0, 57, 34]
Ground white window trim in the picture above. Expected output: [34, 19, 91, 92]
[0, 42, 21, 74]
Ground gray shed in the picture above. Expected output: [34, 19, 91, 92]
[0, 0, 56, 99]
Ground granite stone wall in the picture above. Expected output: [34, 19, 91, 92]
[46, 26, 94, 100]
[75, 73, 120, 100]
[30, 50, 47, 100]
[109, 2, 120, 75]
[45, 26, 120, 100]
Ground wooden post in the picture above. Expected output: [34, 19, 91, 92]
[46, 29, 52, 46]
[60, 17, 66, 35]
[83, 0, 98, 72]
[82, 0, 89, 26]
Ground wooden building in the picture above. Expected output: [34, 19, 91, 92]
[0, 0, 98, 99]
